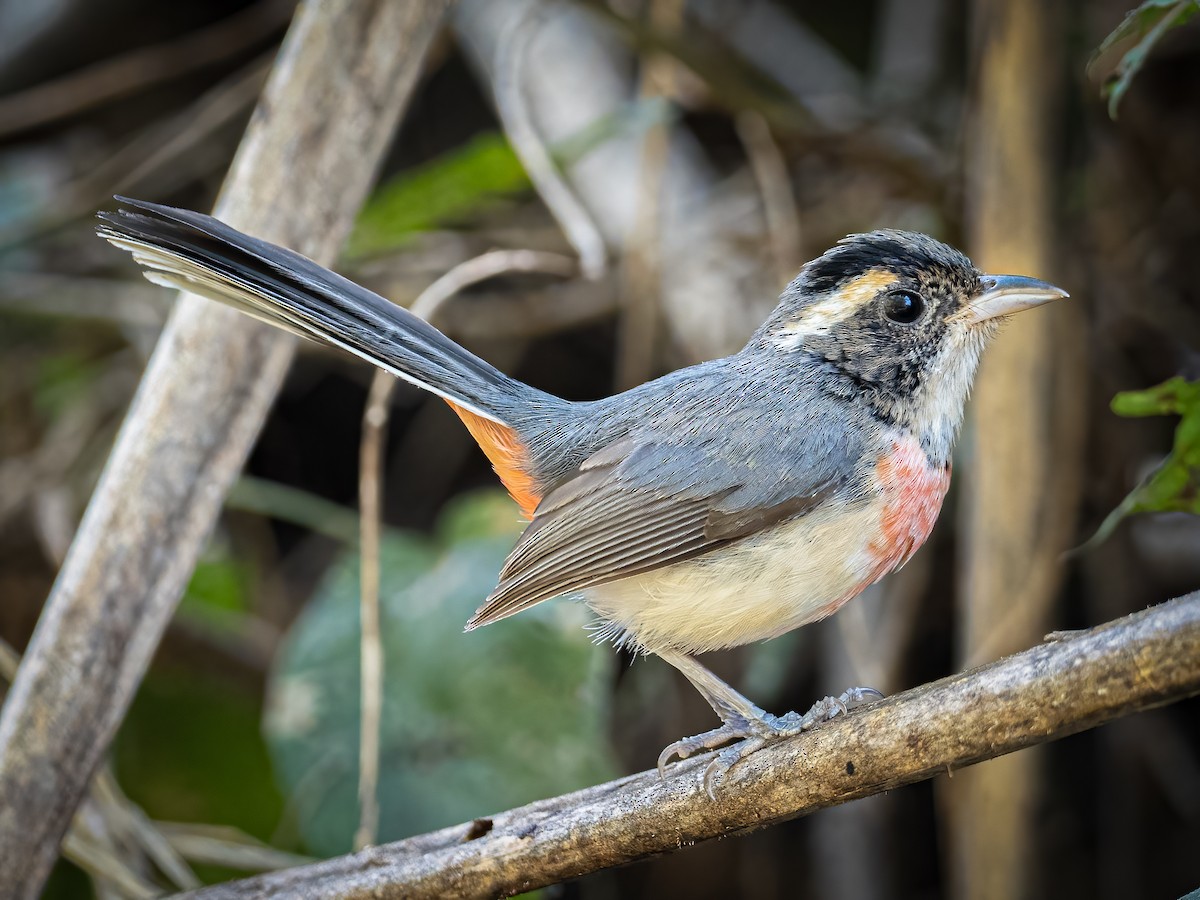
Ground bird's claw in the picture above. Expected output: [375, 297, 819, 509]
[703, 736, 768, 799]
[658, 686, 884, 797]
[803, 686, 884, 725]
[657, 725, 743, 777]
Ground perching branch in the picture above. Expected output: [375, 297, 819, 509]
[0, 1, 452, 896]
[188, 593, 1200, 900]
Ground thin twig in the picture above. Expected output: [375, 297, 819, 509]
[735, 109, 804, 289]
[93, 768, 201, 891]
[409, 250, 578, 321]
[101, 55, 272, 199]
[0, 0, 292, 139]
[157, 822, 314, 873]
[354, 371, 390, 852]
[0, 55, 272, 253]
[353, 247, 578, 850]
[429, 274, 615, 340]
[614, 0, 680, 391]
[493, 6, 608, 280]
[0, 362, 132, 528]
[60, 829, 160, 900]
[186, 593, 1200, 899]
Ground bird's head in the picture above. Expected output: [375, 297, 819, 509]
[749, 230, 1067, 463]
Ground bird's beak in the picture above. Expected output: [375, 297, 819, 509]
[951, 274, 1069, 326]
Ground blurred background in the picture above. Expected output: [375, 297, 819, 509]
[1, 0, 1199, 897]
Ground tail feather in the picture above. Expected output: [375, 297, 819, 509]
[96, 197, 532, 425]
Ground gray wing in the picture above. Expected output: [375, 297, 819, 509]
[465, 424, 857, 630]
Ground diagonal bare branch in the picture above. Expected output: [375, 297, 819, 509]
[187, 593, 1199, 900]
[0, 1, 453, 895]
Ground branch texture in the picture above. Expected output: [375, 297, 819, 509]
[0, 1, 451, 895]
[190, 593, 1200, 900]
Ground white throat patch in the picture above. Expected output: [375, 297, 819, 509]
[908, 325, 990, 463]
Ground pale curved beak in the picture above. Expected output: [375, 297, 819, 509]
[952, 274, 1069, 326]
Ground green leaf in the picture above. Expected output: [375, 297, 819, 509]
[264, 490, 618, 856]
[1082, 377, 1200, 549]
[1092, 0, 1200, 119]
[345, 99, 677, 259]
[346, 133, 530, 259]
[184, 554, 249, 614]
[1110, 376, 1197, 417]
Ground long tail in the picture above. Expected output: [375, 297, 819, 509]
[97, 197, 552, 516]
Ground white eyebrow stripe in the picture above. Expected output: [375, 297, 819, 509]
[771, 269, 899, 347]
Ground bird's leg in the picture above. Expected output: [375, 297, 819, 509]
[656, 649, 882, 798]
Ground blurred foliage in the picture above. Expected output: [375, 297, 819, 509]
[1093, 0, 1200, 118]
[263, 490, 617, 856]
[348, 132, 529, 259]
[184, 549, 251, 618]
[114, 672, 285, 879]
[1088, 378, 1200, 546]
[227, 474, 361, 545]
[347, 99, 673, 258]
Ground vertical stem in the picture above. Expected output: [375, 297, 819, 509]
[735, 110, 803, 290]
[349, 248, 577, 851]
[947, 0, 1084, 897]
[354, 372, 396, 850]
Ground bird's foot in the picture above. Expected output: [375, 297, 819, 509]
[658, 686, 883, 799]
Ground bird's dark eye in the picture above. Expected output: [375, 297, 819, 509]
[882, 290, 925, 324]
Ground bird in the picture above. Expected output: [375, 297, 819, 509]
[97, 197, 1067, 796]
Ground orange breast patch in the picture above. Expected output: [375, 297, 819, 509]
[868, 435, 951, 576]
[445, 400, 541, 519]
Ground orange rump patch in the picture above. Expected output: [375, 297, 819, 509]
[445, 400, 541, 519]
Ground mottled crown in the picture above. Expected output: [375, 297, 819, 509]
[798, 230, 976, 299]
[748, 230, 980, 344]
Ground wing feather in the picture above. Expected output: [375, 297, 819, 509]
[466, 430, 845, 629]
[463, 367, 866, 630]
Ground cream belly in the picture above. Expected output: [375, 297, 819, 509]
[584, 431, 951, 656]
[584, 499, 886, 655]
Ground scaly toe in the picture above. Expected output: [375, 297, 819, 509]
[840, 686, 885, 708]
[657, 724, 743, 778]
[703, 736, 768, 799]
[660, 688, 884, 795]
[799, 686, 883, 728]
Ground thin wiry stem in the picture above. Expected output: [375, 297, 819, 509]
[735, 110, 804, 290]
[353, 370, 391, 852]
[0, 0, 291, 140]
[614, 0, 681, 391]
[352, 247, 578, 850]
[493, 6, 608, 280]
